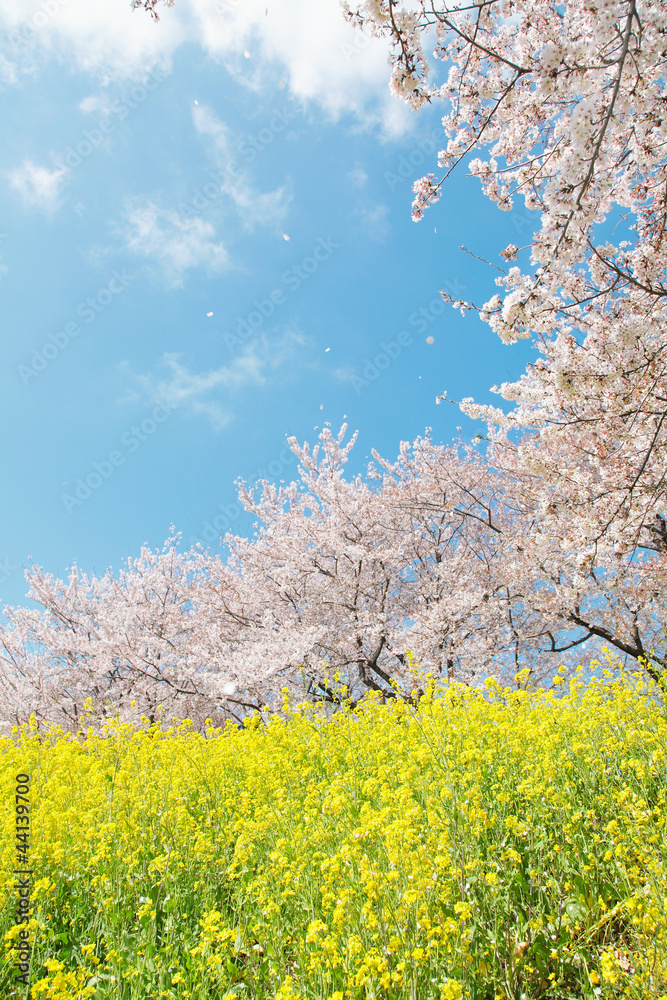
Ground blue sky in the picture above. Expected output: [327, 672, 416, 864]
[0, 0, 536, 610]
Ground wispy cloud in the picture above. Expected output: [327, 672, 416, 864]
[348, 164, 368, 188]
[122, 200, 227, 286]
[357, 201, 390, 242]
[189, 0, 409, 131]
[192, 103, 229, 155]
[125, 352, 265, 431]
[346, 163, 390, 242]
[333, 364, 357, 385]
[78, 94, 113, 115]
[0, 0, 410, 134]
[7, 159, 68, 213]
[123, 328, 312, 432]
[192, 103, 291, 230]
[0, 0, 176, 83]
[261, 326, 312, 369]
[0, 51, 17, 86]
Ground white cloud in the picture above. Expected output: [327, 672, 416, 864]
[348, 164, 368, 188]
[257, 325, 312, 371]
[227, 183, 290, 230]
[7, 159, 68, 213]
[0, 0, 177, 82]
[122, 200, 227, 286]
[357, 201, 390, 242]
[124, 328, 312, 431]
[78, 94, 112, 115]
[192, 103, 291, 229]
[192, 103, 230, 155]
[125, 351, 266, 431]
[0, 51, 17, 85]
[0, 0, 409, 132]
[333, 364, 357, 384]
[188, 0, 408, 130]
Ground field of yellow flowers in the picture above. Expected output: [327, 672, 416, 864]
[1, 658, 666, 1000]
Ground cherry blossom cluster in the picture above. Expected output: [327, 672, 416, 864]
[345, 0, 667, 552]
[1, 425, 664, 730]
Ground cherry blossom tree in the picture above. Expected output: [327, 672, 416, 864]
[225, 424, 515, 696]
[344, 0, 667, 311]
[2, 424, 666, 731]
[0, 428, 507, 730]
[341, 0, 667, 554]
[376, 428, 667, 684]
[0, 538, 249, 731]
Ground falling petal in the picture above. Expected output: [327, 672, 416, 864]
[325, 347, 330, 352]
[283, 233, 290, 241]
[206, 312, 213, 317]
[426, 336, 435, 344]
